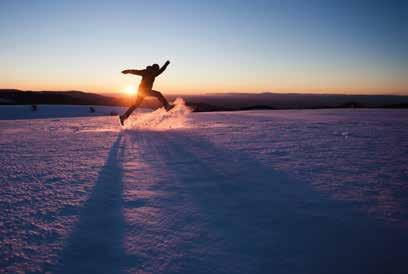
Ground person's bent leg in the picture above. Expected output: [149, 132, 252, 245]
[151, 90, 172, 111]
[121, 95, 144, 120]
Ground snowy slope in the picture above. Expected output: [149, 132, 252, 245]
[0, 105, 128, 120]
[1, 103, 407, 273]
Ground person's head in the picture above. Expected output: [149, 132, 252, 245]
[152, 64, 160, 72]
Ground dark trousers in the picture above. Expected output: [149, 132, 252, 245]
[122, 90, 170, 119]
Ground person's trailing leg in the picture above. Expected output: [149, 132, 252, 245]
[151, 90, 172, 111]
[119, 95, 144, 125]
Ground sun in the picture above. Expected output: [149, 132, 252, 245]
[124, 85, 137, 96]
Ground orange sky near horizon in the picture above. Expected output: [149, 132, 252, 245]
[1, 80, 407, 96]
[2, 71, 407, 96]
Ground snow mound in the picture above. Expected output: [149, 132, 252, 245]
[125, 98, 192, 130]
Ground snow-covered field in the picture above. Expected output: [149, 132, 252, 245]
[1, 102, 407, 273]
[0, 104, 127, 120]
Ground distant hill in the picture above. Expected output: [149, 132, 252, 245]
[0, 89, 157, 109]
[0, 89, 121, 106]
[1, 89, 408, 112]
[169, 92, 408, 111]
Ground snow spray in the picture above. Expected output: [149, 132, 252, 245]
[124, 98, 192, 130]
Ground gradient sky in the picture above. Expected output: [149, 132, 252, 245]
[1, 0, 407, 95]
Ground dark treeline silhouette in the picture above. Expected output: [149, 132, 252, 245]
[176, 93, 408, 111]
[1, 89, 408, 112]
[0, 89, 122, 106]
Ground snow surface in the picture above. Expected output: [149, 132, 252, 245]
[0, 104, 127, 120]
[1, 102, 407, 273]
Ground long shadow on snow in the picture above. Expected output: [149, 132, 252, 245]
[52, 133, 139, 273]
[127, 129, 408, 274]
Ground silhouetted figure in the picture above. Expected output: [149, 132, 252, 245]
[119, 61, 173, 126]
[31, 105, 37, 111]
[89, 106, 95, 113]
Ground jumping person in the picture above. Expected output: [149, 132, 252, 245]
[119, 60, 173, 126]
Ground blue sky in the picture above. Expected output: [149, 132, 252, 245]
[1, 0, 407, 94]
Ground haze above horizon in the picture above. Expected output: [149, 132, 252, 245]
[1, 0, 407, 95]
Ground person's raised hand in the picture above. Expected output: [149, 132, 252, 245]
[165, 60, 170, 66]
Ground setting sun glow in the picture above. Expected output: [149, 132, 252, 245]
[124, 85, 137, 96]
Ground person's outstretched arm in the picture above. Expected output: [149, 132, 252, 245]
[122, 69, 145, 76]
[155, 61, 170, 76]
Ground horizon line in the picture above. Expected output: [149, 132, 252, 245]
[1, 88, 408, 97]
